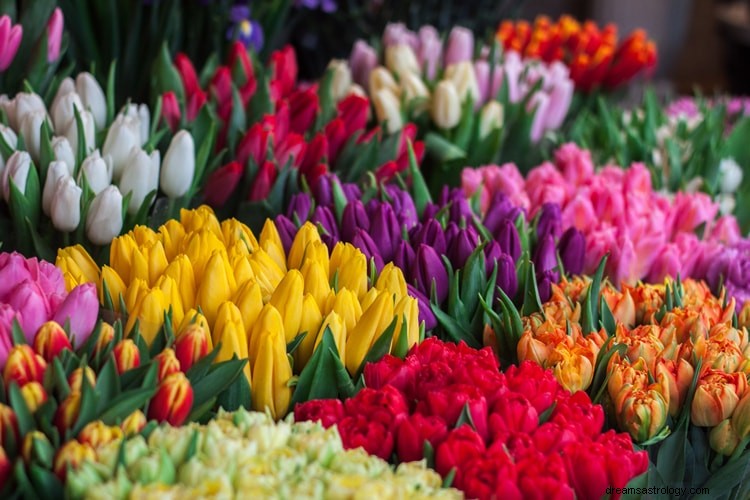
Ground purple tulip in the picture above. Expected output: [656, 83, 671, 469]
[483, 192, 514, 235]
[536, 203, 562, 240]
[413, 244, 449, 304]
[286, 193, 313, 224]
[394, 240, 416, 275]
[445, 222, 460, 246]
[533, 233, 558, 275]
[370, 203, 401, 263]
[350, 40, 378, 88]
[275, 215, 298, 254]
[352, 229, 384, 272]
[312, 175, 332, 207]
[407, 284, 437, 331]
[342, 182, 362, 203]
[412, 219, 447, 256]
[496, 253, 518, 299]
[421, 202, 440, 222]
[383, 23, 419, 50]
[495, 219, 521, 262]
[311, 205, 339, 243]
[444, 26, 474, 66]
[385, 185, 418, 230]
[341, 200, 369, 242]
[474, 60, 503, 105]
[558, 227, 585, 276]
[484, 240, 504, 276]
[53, 283, 98, 346]
[448, 227, 478, 269]
[537, 269, 556, 303]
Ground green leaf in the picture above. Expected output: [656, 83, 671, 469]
[407, 139, 432, 216]
[11, 318, 26, 345]
[72, 374, 100, 436]
[98, 387, 156, 426]
[215, 368, 252, 413]
[8, 383, 35, 436]
[455, 402, 477, 431]
[95, 358, 121, 413]
[354, 317, 399, 380]
[392, 315, 410, 359]
[520, 258, 543, 317]
[190, 359, 247, 412]
[581, 255, 608, 335]
[286, 332, 307, 355]
[538, 401, 557, 425]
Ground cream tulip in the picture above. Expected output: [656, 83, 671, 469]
[160, 130, 194, 199]
[86, 185, 124, 245]
[76, 72, 107, 131]
[372, 88, 403, 134]
[79, 150, 114, 195]
[50, 176, 82, 232]
[431, 80, 461, 130]
[385, 44, 420, 79]
[119, 147, 160, 214]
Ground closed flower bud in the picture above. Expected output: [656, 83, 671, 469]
[444, 26, 474, 66]
[385, 44, 420, 78]
[732, 391, 750, 439]
[444, 61, 480, 104]
[214, 302, 251, 384]
[295, 294, 324, 371]
[710, 419, 741, 456]
[156, 275, 184, 328]
[249, 304, 285, 364]
[196, 250, 237, 326]
[52, 136, 76, 174]
[154, 348, 181, 382]
[375, 263, 408, 301]
[121, 410, 147, 436]
[20, 381, 47, 413]
[93, 323, 115, 356]
[251, 328, 292, 419]
[148, 372, 194, 426]
[119, 147, 160, 214]
[174, 324, 209, 371]
[63, 109, 96, 159]
[4, 345, 47, 388]
[401, 72, 430, 107]
[345, 291, 395, 374]
[369, 66, 400, 96]
[122, 103, 150, 145]
[269, 270, 305, 342]
[0, 404, 19, 449]
[68, 366, 96, 393]
[431, 80, 461, 129]
[287, 222, 323, 271]
[51, 91, 83, 134]
[79, 150, 114, 195]
[22, 430, 52, 464]
[103, 115, 141, 181]
[75, 72, 107, 131]
[315, 311, 347, 362]
[126, 287, 169, 345]
[259, 219, 288, 272]
[42, 161, 70, 216]
[373, 88, 403, 134]
[50, 175, 82, 232]
[479, 101, 504, 139]
[393, 296, 420, 351]
[19, 111, 47, 162]
[615, 385, 669, 443]
[54, 391, 82, 433]
[78, 420, 123, 449]
[53, 440, 95, 479]
[719, 158, 743, 194]
[112, 339, 141, 374]
[86, 186, 124, 245]
[328, 59, 353, 102]
[249, 249, 285, 301]
[160, 130, 195, 198]
[181, 230, 226, 284]
[301, 259, 331, 311]
[330, 243, 368, 300]
[2, 150, 31, 202]
[33, 321, 72, 361]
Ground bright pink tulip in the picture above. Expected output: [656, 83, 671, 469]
[444, 26, 474, 66]
[52, 283, 98, 347]
[6, 281, 51, 341]
[0, 16, 22, 71]
[0, 304, 16, 367]
[0, 253, 66, 302]
[418, 26, 442, 80]
[525, 162, 568, 213]
[46, 8, 64, 62]
[161, 91, 181, 131]
[555, 142, 594, 186]
[670, 192, 719, 237]
[709, 215, 741, 245]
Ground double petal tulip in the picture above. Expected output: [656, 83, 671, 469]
[692, 370, 748, 427]
[614, 385, 669, 443]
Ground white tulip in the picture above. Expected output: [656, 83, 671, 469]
[10, 92, 47, 131]
[103, 114, 142, 181]
[43, 161, 70, 215]
[79, 150, 114, 195]
[445, 61, 480, 104]
[400, 72, 430, 104]
[328, 60, 352, 103]
[76, 72, 107, 131]
[50, 176, 82, 232]
[52, 136, 76, 175]
[385, 44, 420, 79]
[369, 67, 400, 97]
[19, 111, 47, 163]
[431, 80, 461, 130]
[160, 130, 194, 199]
[2, 151, 32, 201]
[478, 101, 504, 139]
[86, 185, 124, 245]
[123, 103, 151, 145]
[52, 77, 75, 103]
[0, 123, 17, 149]
[119, 147, 160, 214]
[51, 91, 83, 134]
[372, 89, 403, 134]
[64, 109, 96, 160]
[719, 157, 743, 194]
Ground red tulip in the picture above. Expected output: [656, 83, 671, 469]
[375, 160, 400, 183]
[337, 94, 369, 134]
[148, 372, 194, 426]
[396, 413, 448, 462]
[175, 53, 202, 96]
[461, 452, 523, 499]
[272, 101, 291, 145]
[287, 88, 319, 135]
[324, 118, 347, 163]
[294, 399, 344, 428]
[344, 385, 409, 429]
[228, 41, 257, 105]
[33, 321, 72, 362]
[0, 404, 19, 448]
[161, 91, 181, 131]
[154, 348, 181, 382]
[54, 391, 81, 434]
[236, 123, 271, 168]
[300, 134, 328, 174]
[337, 414, 394, 460]
[173, 324, 209, 371]
[275, 133, 306, 168]
[302, 163, 328, 187]
[270, 45, 298, 101]
[489, 392, 539, 442]
[3, 345, 47, 388]
[111, 339, 140, 374]
[248, 161, 277, 201]
[435, 426, 485, 485]
[203, 161, 243, 207]
[186, 89, 206, 122]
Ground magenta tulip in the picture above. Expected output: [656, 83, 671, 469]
[53, 283, 99, 347]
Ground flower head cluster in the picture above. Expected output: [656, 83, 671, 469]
[296, 337, 647, 500]
[65, 408, 459, 499]
[496, 15, 657, 91]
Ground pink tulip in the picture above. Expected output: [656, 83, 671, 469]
[418, 26, 442, 80]
[350, 40, 378, 89]
[525, 162, 568, 212]
[709, 215, 741, 245]
[646, 243, 682, 283]
[503, 51, 524, 103]
[6, 281, 51, 342]
[461, 167, 488, 211]
[444, 26, 474, 66]
[0, 16, 22, 72]
[474, 60, 503, 106]
[623, 162, 652, 195]
[383, 23, 418, 51]
[46, 8, 64, 62]
[609, 232, 638, 287]
[53, 283, 98, 347]
[554, 143, 594, 186]
[670, 192, 719, 237]
[0, 253, 66, 302]
[562, 195, 598, 234]
[528, 92, 550, 143]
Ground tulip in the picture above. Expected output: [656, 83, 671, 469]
[67, 366, 96, 393]
[203, 161, 243, 207]
[54, 391, 82, 433]
[103, 115, 142, 181]
[478, 101, 504, 139]
[196, 251, 237, 327]
[413, 244, 449, 304]
[496, 252, 519, 298]
[330, 243, 368, 300]
[251, 327, 292, 419]
[3, 345, 47, 388]
[20, 111, 46, 163]
[33, 321, 72, 361]
[248, 304, 285, 364]
[174, 324, 209, 371]
[375, 263, 408, 301]
[76, 72, 107, 130]
[732, 391, 750, 439]
[148, 372, 194, 426]
[51, 90, 83, 135]
[558, 227, 585, 276]
[655, 358, 694, 417]
[314, 311, 347, 361]
[161, 90, 181, 131]
[161, 130, 195, 198]
[2, 150, 31, 202]
[692, 370, 748, 427]
[369, 66, 400, 97]
[92, 323, 114, 356]
[123, 103, 151, 145]
[8, 92, 47, 131]
[0, 15, 22, 71]
[121, 409, 147, 436]
[20, 381, 47, 413]
[328, 59, 353, 102]
[154, 348, 181, 382]
[46, 8, 64, 62]
[350, 40, 378, 88]
[0, 404, 18, 448]
[50, 176, 82, 232]
[431, 80, 461, 130]
[119, 147, 160, 214]
[126, 287, 169, 345]
[63, 109, 96, 159]
[156, 275, 184, 327]
[393, 296, 419, 350]
[112, 339, 140, 374]
[53, 440, 95, 479]
[445, 26, 474, 66]
[0, 447, 9, 486]
[294, 294, 324, 370]
[248, 160, 277, 202]
[615, 385, 669, 443]
[77, 421, 123, 449]
[269, 270, 305, 343]
[345, 291, 395, 374]
[86, 186, 124, 245]
[341, 200, 369, 243]
[710, 419, 741, 456]
[79, 150, 114, 195]
[373, 88, 402, 134]
[385, 44, 420, 78]
[445, 61, 480, 104]
[40, 162, 69, 218]
[52, 136, 76, 173]
[287, 222, 322, 271]
[352, 229, 385, 272]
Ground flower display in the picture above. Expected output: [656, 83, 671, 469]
[296, 337, 648, 499]
[64, 408, 459, 499]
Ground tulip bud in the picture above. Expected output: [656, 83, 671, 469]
[92, 323, 115, 356]
[196, 251, 236, 326]
[375, 263, 408, 301]
[259, 219, 288, 272]
[479, 101, 504, 139]
[295, 294, 324, 371]
[51, 91, 83, 134]
[64, 109, 96, 159]
[50, 175, 82, 232]
[103, 115, 142, 181]
[288, 222, 323, 271]
[123, 103, 151, 145]
[719, 158, 743, 194]
[86, 185, 124, 245]
[314, 311, 347, 361]
[160, 130, 195, 198]
[78, 420, 123, 449]
[53, 440, 95, 479]
[251, 327, 292, 419]
[174, 324, 209, 371]
[54, 391, 82, 433]
[2, 150, 32, 202]
[125, 287, 168, 345]
[46, 8, 64, 62]
[148, 372, 194, 426]
[153, 348, 181, 382]
[345, 291, 395, 374]
[615, 385, 669, 443]
[22, 430, 52, 464]
[76, 72, 107, 130]
[121, 410, 147, 436]
[41, 161, 70, 217]
[301, 259, 331, 312]
[269, 270, 305, 342]
[19, 111, 47, 162]
[4, 345, 47, 388]
[328, 59, 353, 102]
[350, 40, 378, 88]
[444, 26, 474, 66]
[79, 150, 114, 195]
[330, 243, 368, 300]
[393, 296, 420, 351]
[20, 381, 47, 413]
[385, 44, 420, 78]
[0, 403, 19, 449]
[119, 147, 160, 214]
[431, 80, 461, 129]
[373, 88, 403, 134]
[67, 366, 97, 393]
[732, 392, 750, 439]
[33, 321, 73, 361]
[445, 61, 480, 104]
[400, 72, 430, 107]
[112, 339, 140, 374]
[52, 136, 76, 173]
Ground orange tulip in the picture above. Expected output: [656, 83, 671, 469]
[692, 370, 748, 427]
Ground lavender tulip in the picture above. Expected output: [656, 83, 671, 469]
[350, 40, 378, 88]
[444, 26, 474, 66]
[418, 26, 442, 80]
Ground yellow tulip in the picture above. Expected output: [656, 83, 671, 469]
[61, 272, 80, 293]
[230, 251, 255, 287]
[251, 328, 292, 419]
[345, 291, 394, 374]
[221, 218, 259, 253]
[100, 265, 127, 311]
[359, 288, 380, 312]
[259, 219, 288, 272]
[376, 263, 408, 301]
[315, 311, 347, 362]
[548, 345, 595, 393]
[287, 222, 322, 271]
[330, 288, 362, 335]
[180, 206, 222, 238]
[181, 229, 226, 283]
[131, 225, 159, 247]
[233, 280, 263, 335]
[269, 270, 305, 343]
[302, 240, 330, 278]
[158, 219, 186, 261]
[248, 249, 285, 301]
[248, 304, 285, 364]
[196, 250, 236, 327]
[177, 309, 213, 351]
[163, 255, 196, 312]
[109, 234, 139, 284]
[213, 302, 250, 383]
[330, 243, 367, 300]
[146, 241, 168, 286]
[615, 384, 669, 443]
[123, 278, 149, 315]
[125, 287, 168, 345]
[301, 259, 331, 311]
[295, 294, 323, 371]
[56, 245, 100, 288]
[392, 296, 419, 351]
[155, 276, 185, 328]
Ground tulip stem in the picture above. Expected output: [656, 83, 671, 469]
[62, 231, 71, 248]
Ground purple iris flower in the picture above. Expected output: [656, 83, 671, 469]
[227, 6, 264, 52]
